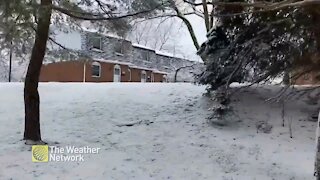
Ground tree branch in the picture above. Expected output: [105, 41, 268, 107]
[202, 0, 210, 32]
[50, 4, 162, 21]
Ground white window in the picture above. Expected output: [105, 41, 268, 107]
[141, 70, 147, 83]
[92, 62, 101, 77]
[113, 64, 121, 82]
[91, 37, 102, 50]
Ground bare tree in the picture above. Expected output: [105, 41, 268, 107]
[130, 17, 182, 51]
[174, 64, 195, 82]
[1, 0, 160, 144]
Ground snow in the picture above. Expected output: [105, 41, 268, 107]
[152, 70, 168, 75]
[155, 50, 185, 60]
[0, 83, 318, 179]
[132, 43, 156, 51]
[93, 58, 134, 66]
[81, 26, 129, 41]
[52, 30, 82, 50]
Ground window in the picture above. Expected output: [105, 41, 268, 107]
[114, 42, 124, 55]
[91, 37, 102, 50]
[142, 51, 150, 61]
[91, 62, 101, 77]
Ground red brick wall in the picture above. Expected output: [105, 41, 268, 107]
[40, 60, 167, 83]
[294, 71, 320, 85]
[153, 73, 165, 82]
[85, 62, 130, 82]
[39, 61, 84, 82]
[129, 68, 156, 82]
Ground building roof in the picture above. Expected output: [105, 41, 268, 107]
[82, 27, 129, 41]
[152, 70, 169, 74]
[155, 50, 184, 59]
[131, 43, 155, 51]
[92, 58, 133, 66]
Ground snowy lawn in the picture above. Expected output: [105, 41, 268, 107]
[0, 83, 317, 179]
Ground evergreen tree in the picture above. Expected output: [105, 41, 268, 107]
[198, 0, 318, 90]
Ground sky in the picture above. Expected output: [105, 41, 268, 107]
[178, 14, 207, 61]
[128, 14, 207, 62]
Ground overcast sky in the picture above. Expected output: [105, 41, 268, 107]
[179, 14, 207, 62]
[129, 14, 207, 62]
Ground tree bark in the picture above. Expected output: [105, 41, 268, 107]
[174, 65, 195, 82]
[8, 41, 13, 82]
[312, 10, 320, 179]
[315, 111, 320, 179]
[202, 0, 210, 32]
[24, 0, 52, 141]
[169, 0, 200, 51]
[174, 68, 182, 82]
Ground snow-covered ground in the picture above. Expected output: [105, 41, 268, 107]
[0, 83, 318, 179]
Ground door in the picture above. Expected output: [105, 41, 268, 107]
[151, 72, 154, 82]
[141, 70, 147, 83]
[113, 65, 121, 82]
[163, 75, 167, 83]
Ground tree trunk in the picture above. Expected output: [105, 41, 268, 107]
[174, 68, 182, 82]
[310, 9, 320, 179]
[23, 0, 52, 141]
[315, 111, 320, 179]
[8, 41, 13, 82]
[283, 70, 290, 85]
[202, 0, 210, 32]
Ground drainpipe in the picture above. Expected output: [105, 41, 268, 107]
[83, 62, 86, 83]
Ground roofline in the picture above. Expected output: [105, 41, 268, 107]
[131, 43, 155, 52]
[92, 58, 133, 66]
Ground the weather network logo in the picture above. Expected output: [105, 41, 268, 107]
[31, 145, 100, 162]
[32, 145, 49, 162]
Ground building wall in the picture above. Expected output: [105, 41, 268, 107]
[40, 60, 167, 83]
[153, 73, 165, 82]
[294, 71, 320, 85]
[81, 32, 133, 63]
[84, 61, 131, 82]
[130, 68, 141, 82]
[80, 31, 204, 82]
[129, 68, 153, 82]
[131, 46, 156, 69]
[39, 61, 84, 82]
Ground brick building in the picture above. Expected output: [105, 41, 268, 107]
[40, 30, 203, 82]
[40, 59, 167, 83]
